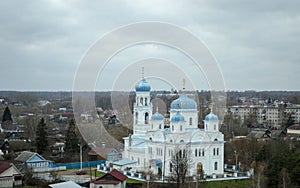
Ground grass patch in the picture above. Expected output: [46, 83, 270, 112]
[203, 179, 251, 188]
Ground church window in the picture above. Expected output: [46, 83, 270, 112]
[217, 148, 219, 155]
[206, 124, 207, 130]
[140, 97, 143, 105]
[214, 162, 218, 170]
[213, 148, 215, 156]
[170, 139, 173, 143]
[170, 163, 173, 172]
[172, 125, 174, 131]
[199, 148, 201, 156]
[138, 158, 140, 165]
[145, 112, 149, 124]
[189, 117, 192, 125]
[159, 124, 161, 129]
[180, 139, 184, 143]
[195, 149, 197, 157]
[151, 124, 153, 129]
[180, 125, 182, 131]
[179, 150, 182, 158]
[214, 124, 216, 130]
[145, 98, 148, 106]
[149, 137, 152, 141]
[202, 149, 205, 156]
[135, 112, 138, 124]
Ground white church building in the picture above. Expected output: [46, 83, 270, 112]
[122, 77, 225, 178]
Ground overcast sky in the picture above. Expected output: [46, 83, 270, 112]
[0, 0, 299, 91]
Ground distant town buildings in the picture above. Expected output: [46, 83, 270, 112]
[227, 100, 300, 126]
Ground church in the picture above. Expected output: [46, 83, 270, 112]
[122, 76, 224, 178]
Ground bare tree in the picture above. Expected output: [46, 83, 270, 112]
[170, 146, 192, 188]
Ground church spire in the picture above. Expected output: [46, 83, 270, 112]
[141, 67, 145, 78]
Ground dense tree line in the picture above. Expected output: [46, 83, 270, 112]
[255, 140, 300, 187]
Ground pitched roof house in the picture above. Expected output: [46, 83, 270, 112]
[15, 151, 52, 170]
[88, 146, 121, 161]
[0, 161, 22, 188]
[90, 169, 127, 188]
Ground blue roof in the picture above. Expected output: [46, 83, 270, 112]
[135, 78, 151, 92]
[205, 112, 218, 121]
[170, 93, 197, 110]
[171, 112, 185, 122]
[151, 111, 164, 121]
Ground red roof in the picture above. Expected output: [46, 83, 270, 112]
[0, 162, 12, 174]
[92, 169, 127, 184]
[109, 169, 127, 181]
[288, 125, 300, 130]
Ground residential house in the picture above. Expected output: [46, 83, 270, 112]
[15, 151, 52, 171]
[90, 169, 127, 188]
[88, 145, 121, 162]
[0, 161, 22, 188]
[49, 180, 82, 188]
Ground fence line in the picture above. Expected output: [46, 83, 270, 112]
[52, 160, 105, 169]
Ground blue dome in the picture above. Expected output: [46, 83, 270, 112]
[151, 112, 164, 121]
[205, 112, 218, 121]
[171, 112, 185, 122]
[170, 93, 197, 110]
[135, 78, 151, 92]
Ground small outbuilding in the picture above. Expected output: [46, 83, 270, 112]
[0, 161, 22, 188]
[90, 169, 127, 188]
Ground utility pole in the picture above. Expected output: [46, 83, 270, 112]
[79, 144, 83, 170]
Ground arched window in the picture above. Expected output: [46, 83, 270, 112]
[135, 112, 138, 124]
[180, 125, 182, 131]
[140, 97, 143, 105]
[170, 139, 173, 143]
[195, 149, 197, 157]
[202, 149, 205, 156]
[213, 148, 216, 156]
[169, 162, 173, 172]
[180, 139, 184, 143]
[145, 112, 149, 124]
[189, 117, 192, 125]
[172, 125, 174, 131]
[149, 137, 152, 141]
[214, 162, 218, 170]
[159, 124, 161, 129]
[214, 124, 216, 130]
[217, 148, 219, 155]
[199, 148, 201, 156]
[145, 98, 148, 106]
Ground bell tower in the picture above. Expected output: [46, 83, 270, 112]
[133, 68, 152, 135]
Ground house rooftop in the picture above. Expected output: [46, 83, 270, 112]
[112, 158, 136, 166]
[91, 169, 127, 185]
